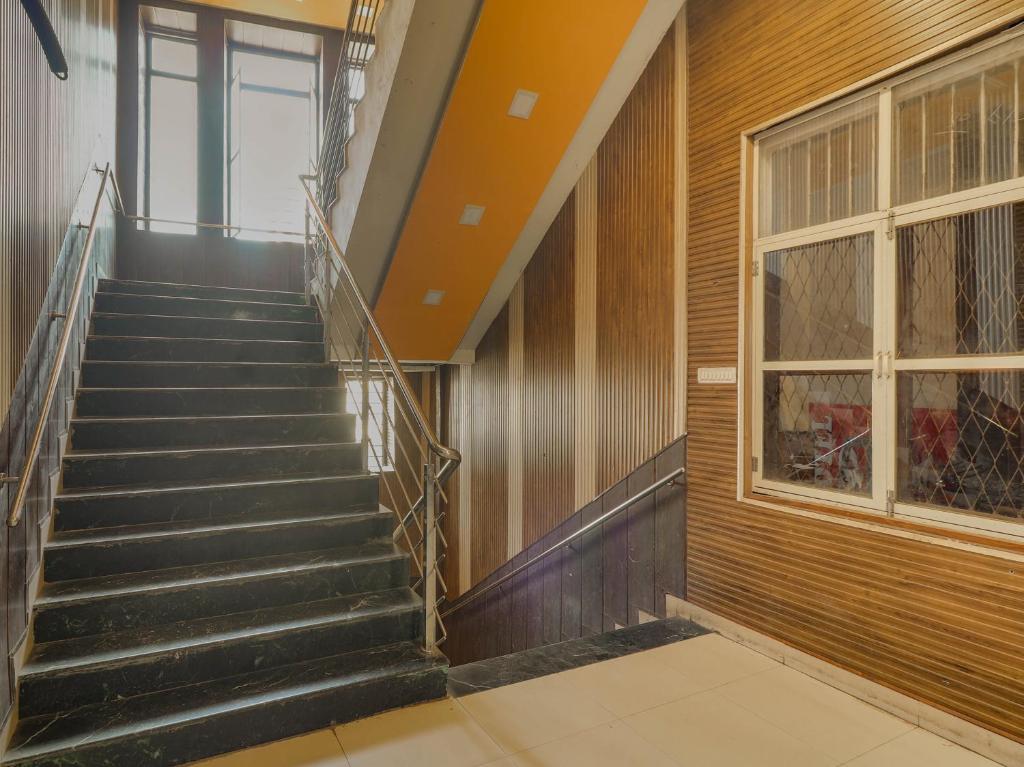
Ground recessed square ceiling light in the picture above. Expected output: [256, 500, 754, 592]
[459, 204, 485, 226]
[422, 289, 445, 306]
[508, 89, 539, 120]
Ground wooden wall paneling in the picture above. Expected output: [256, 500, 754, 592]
[522, 197, 575, 548]
[601, 477, 629, 631]
[470, 305, 509, 582]
[438, 365, 460, 596]
[626, 456, 657, 622]
[560, 513, 583, 641]
[595, 29, 675, 492]
[654, 437, 686, 613]
[580, 496, 604, 637]
[685, 0, 1024, 744]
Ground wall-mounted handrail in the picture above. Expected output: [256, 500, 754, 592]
[440, 466, 686, 619]
[6, 163, 114, 527]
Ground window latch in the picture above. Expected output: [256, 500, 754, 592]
[751, 456, 759, 473]
[752, 260, 760, 278]
[886, 489, 896, 517]
[885, 210, 895, 240]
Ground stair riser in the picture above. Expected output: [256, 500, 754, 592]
[70, 414, 355, 451]
[19, 610, 420, 718]
[76, 388, 344, 418]
[91, 315, 323, 342]
[94, 292, 316, 322]
[5, 666, 447, 767]
[98, 280, 306, 305]
[44, 514, 392, 581]
[80, 362, 338, 388]
[61, 444, 362, 491]
[86, 337, 324, 363]
[33, 556, 409, 643]
[54, 475, 378, 531]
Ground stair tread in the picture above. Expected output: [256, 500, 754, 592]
[65, 440, 355, 458]
[5, 642, 442, 762]
[71, 411, 350, 425]
[99, 278, 307, 303]
[48, 508, 390, 547]
[56, 472, 374, 502]
[38, 543, 404, 605]
[86, 334, 324, 345]
[92, 311, 319, 327]
[23, 588, 421, 676]
[97, 290, 310, 311]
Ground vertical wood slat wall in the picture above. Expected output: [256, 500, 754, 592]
[456, 29, 680, 592]
[686, 0, 1024, 745]
[0, 0, 117, 727]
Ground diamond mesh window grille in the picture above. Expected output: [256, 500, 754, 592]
[897, 371, 1024, 518]
[898, 202, 1024, 358]
[763, 372, 873, 495]
[765, 233, 874, 361]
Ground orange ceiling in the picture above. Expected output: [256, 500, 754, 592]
[177, 0, 349, 29]
[374, 0, 648, 361]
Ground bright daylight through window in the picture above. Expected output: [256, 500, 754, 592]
[752, 33, 1024, 534]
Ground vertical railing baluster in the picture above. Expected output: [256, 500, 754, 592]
[423, 461, 437, 654]
[361, 331, 370, 472]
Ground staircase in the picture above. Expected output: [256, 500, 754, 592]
[3, 279, 447, 767]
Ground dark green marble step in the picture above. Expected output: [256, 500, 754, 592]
[80, 361, 338, 388]
[94, 292, 317, 322]
[70, 412, 355, 451]
[61, 442, 361, 491]
[3, 641, 446, 767]
[85, 336, 324, 363]
[34, 543, 409, 642]
[91, 313, 324, 342]
[44, 509, 393, 581]
[19, 588, 423, 718]
[75, 386, 344, 417]
[54, 474, 378, 531]
[98, 279, 307, 305]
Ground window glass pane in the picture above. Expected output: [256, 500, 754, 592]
[764, 233, 874, 361]
[233, 50, 315, 92]
[892, 39, 1023, 206]
[763, 372, 873, 495]
[151, 36, 196, 78]
[346, 380, 395, 472]
[898, 371, 1023, 519]
[148, 76, 197, 233]
[758, 96, 878, 236]
[897, 202, 1024, 357]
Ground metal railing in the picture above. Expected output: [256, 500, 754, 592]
[317, 0, 383, 211]
[300, 174, 459, 654]
[5, 162, 120, 527]
[440, 466, 685, 619]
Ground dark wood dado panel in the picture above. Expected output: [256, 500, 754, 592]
[596, 29, 675, 491]
[445, 437, 686, 666]
[1, 0, 118, 727]
[686, 0, 1024, 744]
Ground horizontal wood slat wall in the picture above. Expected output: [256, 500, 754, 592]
[451, 27, 681, 592]
[686, 0, 1024, 745]
[445, 437, 687, 666]
[1, 0, 117, 727]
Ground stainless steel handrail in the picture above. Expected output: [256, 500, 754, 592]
[440, 466, 686, 619]
[124, 214, 304, 239]
[298, 174, 461, 471]
[7, 163, 115, 527]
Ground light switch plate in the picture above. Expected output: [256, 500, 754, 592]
[697, 366, 737, 384]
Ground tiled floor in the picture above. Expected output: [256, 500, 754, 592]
[191, 633, 999, 767]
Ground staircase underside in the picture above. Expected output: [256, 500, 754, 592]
[2, 279, 446, 767]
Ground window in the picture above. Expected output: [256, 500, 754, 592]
[345, 378, 396, 473]
[227, 48, 318, 241]
[143, 33, 198, 233]
[751, 33, 1024, 536]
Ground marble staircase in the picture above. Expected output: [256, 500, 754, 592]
[2, 279, 446, 767]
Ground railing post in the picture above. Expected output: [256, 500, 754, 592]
[302, 203, 311, 304]
[423, 461, 438, 654]
[360, 331, 370, 472]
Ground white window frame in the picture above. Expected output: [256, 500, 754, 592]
[746, 28, 1024, 542]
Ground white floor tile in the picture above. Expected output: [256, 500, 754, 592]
[642, 633, 778, 691]
[189, 729, 349, 767]
[498, 721, 680, 766]
[560, 649, 704, 716]
[843, 728, 1003, 767]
